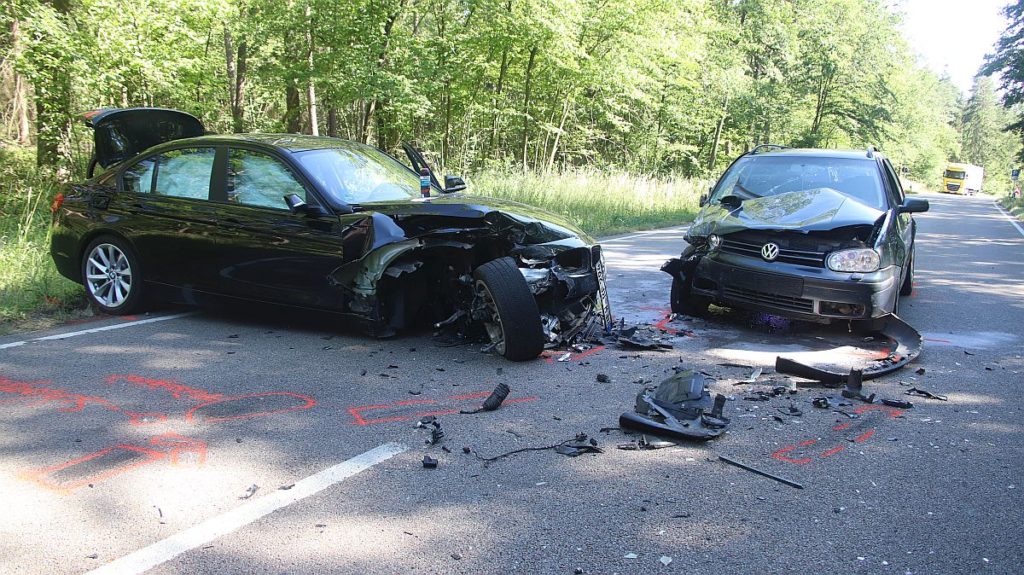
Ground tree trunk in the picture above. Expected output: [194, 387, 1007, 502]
[487, 46, 510, 160]
[233, 41, 247, 133]
[224, 27, 236, 119]
[285, 83, 301, 132]
[708, 94, 729, 170]
[10, 17, 30, 145]
[327, 105, 338, 137]
[305, 1, 319, 136]
[521, 45, 538, 172]
[547, 91, 572, 174]
[35, 1, 73, 167]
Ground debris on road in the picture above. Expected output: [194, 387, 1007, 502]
[422, 455, 438, 469]
[619, 369, 729, 440]
[905, 387, 948, 401]
[882, 399, 913, 409]
[841, 369, 876, 404]
[596, 373, 611, 383]
[718, 455, 804, 489]
[460, 382, 511, 414]
[415, 416, 445, 445]
[660, 556, 673, 566]
[616, 435, 676, 450]
[775, 314, 923, 384]
[474, 433, 602, 465]
[239, 484, 259, 500]
[812, 397, 832, 409]
[742, 367, 763, 383]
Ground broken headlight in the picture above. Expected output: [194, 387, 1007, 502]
[707, 234, 722, 251]
[826, 248, 879, 272]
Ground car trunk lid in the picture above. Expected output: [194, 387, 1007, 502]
[83, 108, 205, 172]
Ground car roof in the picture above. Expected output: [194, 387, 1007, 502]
[158, 133, 360, 153]
[747, 147, 882, 161]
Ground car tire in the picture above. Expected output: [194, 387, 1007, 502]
[81, 235, 146, 315]
[899, 251, 914, 296]
[670, 275, 710, 317]
[473, 257, 545, 361]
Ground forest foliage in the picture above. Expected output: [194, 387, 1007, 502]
[0, 0, 990, 185]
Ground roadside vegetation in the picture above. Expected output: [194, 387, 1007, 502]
[999, 196, 1024, 220]
[0, 147, 86, 332]
[4, 0, 1024, 329]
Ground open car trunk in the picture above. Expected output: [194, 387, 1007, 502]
[83, 108, 205, 176]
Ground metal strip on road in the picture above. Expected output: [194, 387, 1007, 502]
[993, 200, 1024, 238]
[84, 442, 409, 575]
[0, 312, 197, 351]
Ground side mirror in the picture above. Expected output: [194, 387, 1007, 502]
[284, 193, 333, 216]
[898, 197, 929, 214]
[699, 193, 708, 207]
[443, 175, 467, 193]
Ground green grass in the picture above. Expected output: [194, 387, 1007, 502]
[0, 147, 87, 334]
[470, 170, 705, 237]
[999, 196, 1024, 220]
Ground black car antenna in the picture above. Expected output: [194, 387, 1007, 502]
[749, 144, 789, 155]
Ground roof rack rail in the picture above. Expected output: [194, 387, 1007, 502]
[749, 144, 789, 155]
[866, 145, 876, 158]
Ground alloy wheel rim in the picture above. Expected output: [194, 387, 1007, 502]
[85, 243, 132, 308]
[475, 280, 506, 355]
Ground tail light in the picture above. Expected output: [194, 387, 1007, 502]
[50, 192, 65, 213]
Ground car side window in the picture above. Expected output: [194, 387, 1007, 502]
[122, 156, 157, 194]
[227, 149, 308, 210]
[153, 148, 216, 200]
[881, 159, 905, 205]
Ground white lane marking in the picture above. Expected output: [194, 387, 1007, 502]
[0, 312, 196, 351]
[85, 442, 408, 575]
[601, 226, 689, 244]
[993, 200, 1024, 238]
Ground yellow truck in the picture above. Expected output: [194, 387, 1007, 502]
[942, 163, 983, 195]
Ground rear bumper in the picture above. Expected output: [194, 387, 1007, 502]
[690, 254, 898, 321]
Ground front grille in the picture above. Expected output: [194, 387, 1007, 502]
[946, 183, 961, 191]
[720, 237, 826, 267]
[722, 286, 815, 314]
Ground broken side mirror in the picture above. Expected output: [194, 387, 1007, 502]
[443, 175, 467, 193]
[898, 197, 929, 214]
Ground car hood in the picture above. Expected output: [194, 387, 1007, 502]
[83, 108, 205, 169]
[359, 194, 594, 246]
[690, 188, 886, 236]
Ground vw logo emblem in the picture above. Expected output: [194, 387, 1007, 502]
[761, 242, 780, 261]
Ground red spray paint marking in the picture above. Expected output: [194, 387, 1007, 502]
[185, 392, 317, 423]
[540, 346, 605, 364]
[26, 433, 207, 492]
[771, 404, 903, 466]
[347, 391, 539, 426]
[105, 374, 224, 403]
[0, 376, 167, 426]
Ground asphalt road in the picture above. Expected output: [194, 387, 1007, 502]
[0, 192, 1021, 575]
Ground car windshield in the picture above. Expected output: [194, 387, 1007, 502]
[712, 156, 886, 209]
[295, 143, 424, 204]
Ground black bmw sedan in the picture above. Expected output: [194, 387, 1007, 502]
[51, 108, 611, 360]
[663, 145, 928, 327]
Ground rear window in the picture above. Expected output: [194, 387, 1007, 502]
[712, 156, 886, 209]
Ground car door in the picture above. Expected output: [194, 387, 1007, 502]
[881, 159, 912, 270]
[116, 146, 222, 291]
[209, 146, 347, 309]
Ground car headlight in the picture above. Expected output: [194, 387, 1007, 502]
[707, 234, 722, 251]
[826, 248, 880, 272]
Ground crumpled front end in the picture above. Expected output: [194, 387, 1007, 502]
[326, 203, 612, 349]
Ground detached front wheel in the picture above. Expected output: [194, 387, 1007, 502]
[473, 257, 545, 361]
[81, 235, 145, 315]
